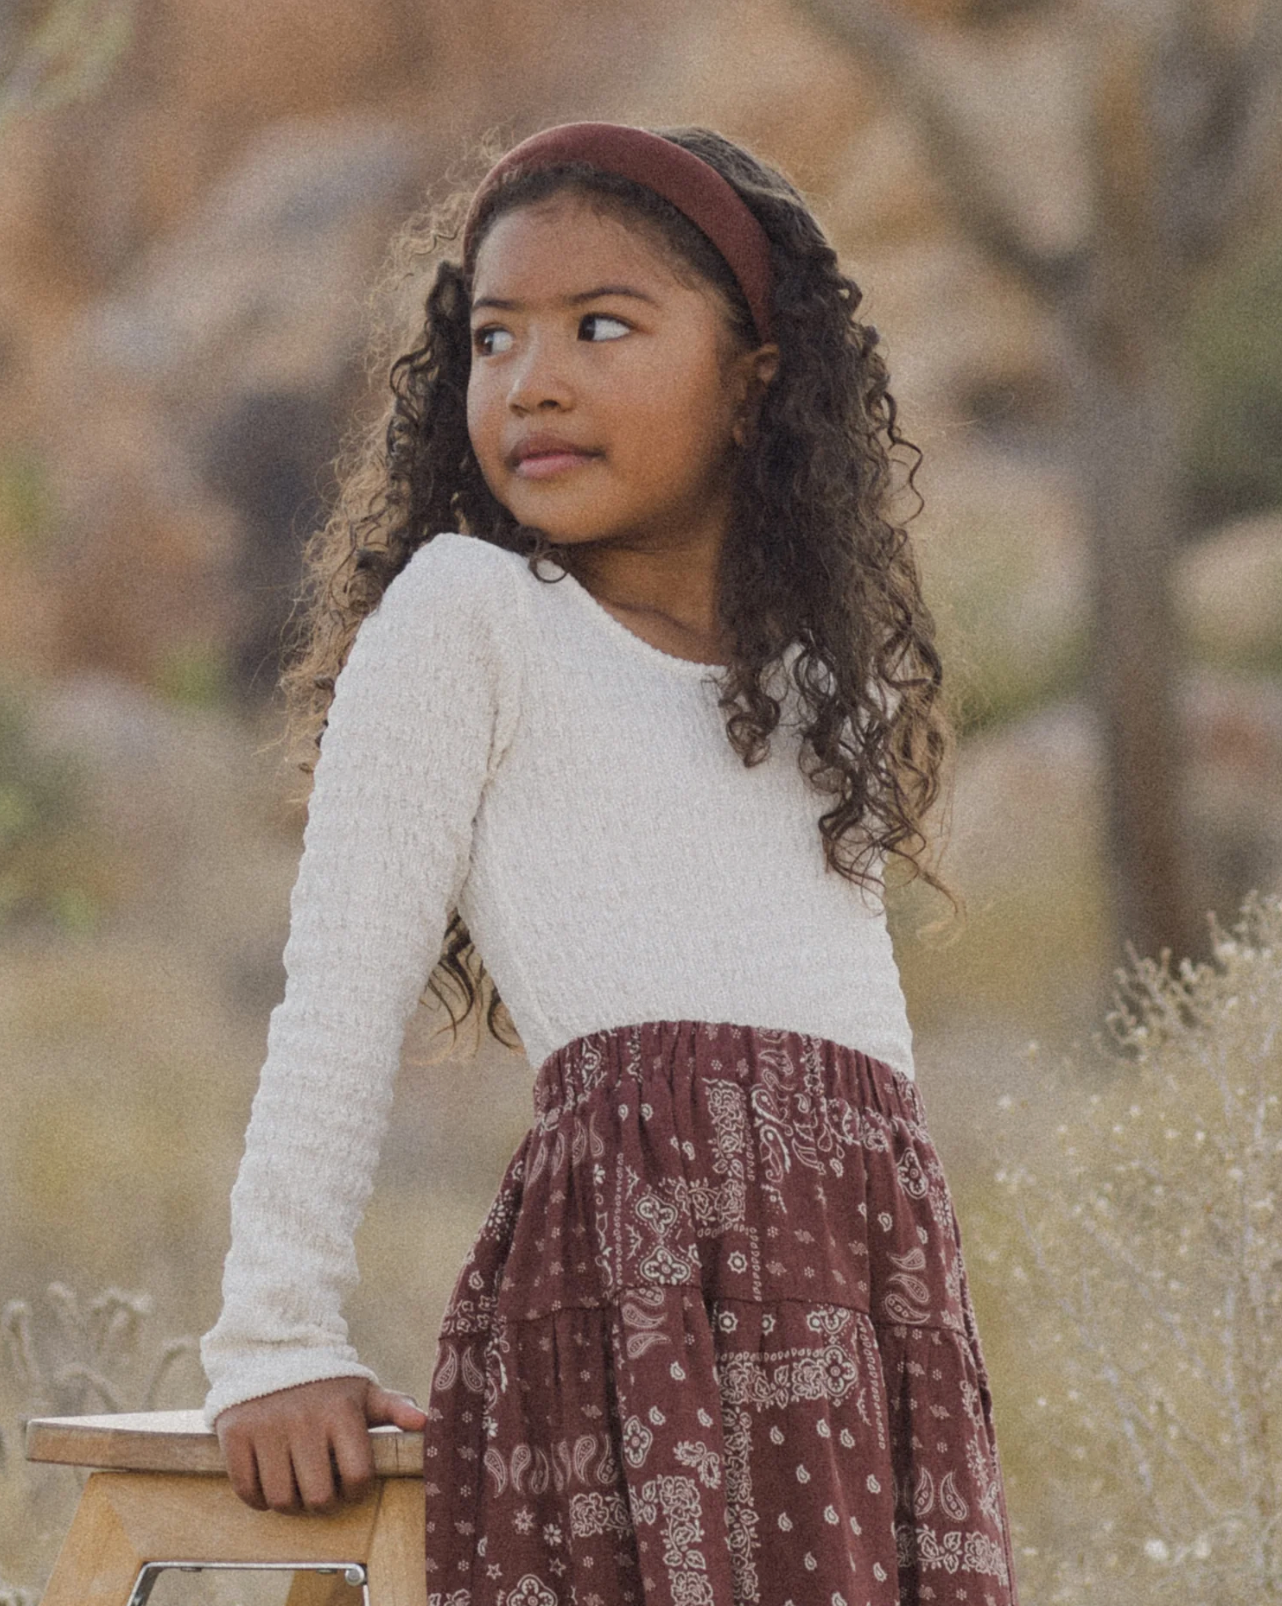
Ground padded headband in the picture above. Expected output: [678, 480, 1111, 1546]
[461, 121, 775, 345]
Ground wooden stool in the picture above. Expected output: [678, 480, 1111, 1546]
[25, 1409, 427, 1606]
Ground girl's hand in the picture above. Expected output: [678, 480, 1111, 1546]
[215, 1375, 429, 1513]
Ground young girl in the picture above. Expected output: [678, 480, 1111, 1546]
[201, 120, 1019, 1605]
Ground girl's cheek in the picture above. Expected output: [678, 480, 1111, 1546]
[464, 392, 489, 453]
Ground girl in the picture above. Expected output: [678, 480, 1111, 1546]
[201, 120, 1019, 1605]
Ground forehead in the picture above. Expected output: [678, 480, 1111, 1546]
[470, 193, 689, 303]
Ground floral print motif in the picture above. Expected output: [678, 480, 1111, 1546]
[570, 1490, 633, 1538]
[622, 1415, 654, 1467]
[424, 1020, 1019, 1604]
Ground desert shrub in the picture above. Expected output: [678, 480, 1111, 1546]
[973, 890, 1282, 1603]
[0, 684, 110, 934]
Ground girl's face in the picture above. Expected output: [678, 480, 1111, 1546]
[467, 191, 778, 555]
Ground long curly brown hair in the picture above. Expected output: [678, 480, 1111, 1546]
[276, 124, 955, 1056]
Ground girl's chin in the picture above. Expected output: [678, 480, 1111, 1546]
[528, 528, 614, 548]
[501, 507, 620, 547]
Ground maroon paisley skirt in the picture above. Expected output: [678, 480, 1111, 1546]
[422, 1020, 1019, 1606]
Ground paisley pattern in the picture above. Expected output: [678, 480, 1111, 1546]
[423, 1020, 1019, 1605]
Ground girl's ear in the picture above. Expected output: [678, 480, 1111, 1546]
[752, 342, 781, 388]
[732, 342, 781, 449]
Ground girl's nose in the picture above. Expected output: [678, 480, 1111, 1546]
[506, 333, 573, 412]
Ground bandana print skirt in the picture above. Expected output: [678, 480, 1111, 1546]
[422, 1019, 1019, 1606]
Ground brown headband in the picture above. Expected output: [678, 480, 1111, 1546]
[461, 121, 775, 346]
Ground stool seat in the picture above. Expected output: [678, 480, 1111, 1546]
[26, 1408, 424, 1477]
[26, 1409, 428, 1605]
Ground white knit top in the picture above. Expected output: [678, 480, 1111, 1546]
[200, 530, 915, 1425]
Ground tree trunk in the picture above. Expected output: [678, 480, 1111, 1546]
[1055, 303, 1201, 963]
[1059, 18, 1203, 964]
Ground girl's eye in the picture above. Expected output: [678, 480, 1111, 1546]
[472, 314, 629, 357]
[473, 326, 514, 356]
[580, 313, 630, 341]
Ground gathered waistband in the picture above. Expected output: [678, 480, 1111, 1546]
[531, 1017, 924, 1132]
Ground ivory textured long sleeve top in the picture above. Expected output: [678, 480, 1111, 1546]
[200, 530, 916, 1425]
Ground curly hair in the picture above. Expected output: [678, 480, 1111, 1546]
[275, 124, 955, 1056]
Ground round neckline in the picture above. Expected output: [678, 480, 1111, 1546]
[551, 562, 730, 677]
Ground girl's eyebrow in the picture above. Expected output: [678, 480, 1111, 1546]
[470, 284, 659, 314]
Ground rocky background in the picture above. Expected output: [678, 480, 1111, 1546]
[2, 0, 1280, 1596]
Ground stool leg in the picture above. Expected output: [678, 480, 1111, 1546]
[39, 1472, 145, 1606]
[365, 1478, 427, 1606]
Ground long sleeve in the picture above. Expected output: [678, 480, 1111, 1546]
[200, 534, 524, 1426]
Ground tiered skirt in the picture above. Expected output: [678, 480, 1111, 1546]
[422, 1019, 1019, 1606]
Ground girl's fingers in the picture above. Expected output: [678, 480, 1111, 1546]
[219, 1424, 268, 1511]
[255, 1434, 305, 1514]
[330, 1410, 377, 1504]
[288, 1424, 343, 1513]
[331, 1386, 425, 1500]
[366, 1384, 429, 1430]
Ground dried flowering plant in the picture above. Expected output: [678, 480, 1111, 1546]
[977, 891, 1282, 1604]
[1, 1282, 198, 1419]
[0, 1283, 202, 1596]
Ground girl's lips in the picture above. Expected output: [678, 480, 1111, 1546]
[514, 451, 600, 480]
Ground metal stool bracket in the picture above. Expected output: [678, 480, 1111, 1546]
[127, 1560, 368, 1605]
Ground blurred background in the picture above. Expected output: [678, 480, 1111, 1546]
[2, 0, 1280, 1599]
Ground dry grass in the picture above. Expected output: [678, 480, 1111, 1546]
[965, 892, 1282, 1604]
